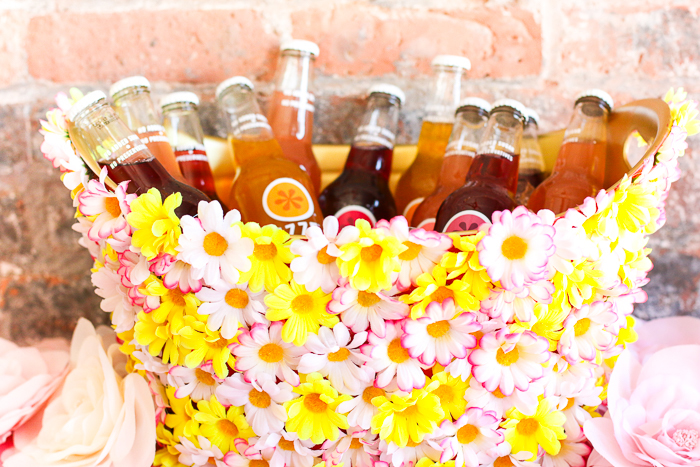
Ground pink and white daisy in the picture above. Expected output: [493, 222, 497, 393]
[39, 108, 75, 169]
[297, 323, 369, 393]
[378, 435, 443, 467]
[258, 430, 318, 467]
[438, 407, 504, 467]
[376, 217, 452, 290]
[105, 224, 133, 254]
[537, 210, 594, 276]
[336, 369, 396, 430]
[231, 322, 305, 387]
[558, 301, 617, 364]
[322, 427, 379, 467]
[402, 299, 481, 366]
[464, 377, 544, 419]
[555, 381, 603, 436]
[328, 279, 408, 338]
[445, 320, 505, 382]
[132, 347, 170, 376]
[177, 201, 253, 285]
[363, 321, 426, 391]
[478, 206, 555, 290]
[196, 280, 268, 339]
[480, 442, 542, 467]
[544, 356, 598, 399]
[222, 438, 275, 467]
[469, 328, 549, 396]
[59, 152, 90, 194]
[91, 264, 136, 333]
[150, 254, 203, 294]
[216, 372, 294, 435]
[78, 168, 135, 241]
[176, 435, 224, 467]
[541, 428, 590, 467]
[167, 362, 222, 401]
[117, 250, 150, 289]
[481, 280, 554, 324]
[72, 218, 101, 259]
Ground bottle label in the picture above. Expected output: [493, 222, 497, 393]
[416, 218, 436, 231]
[102, 134, 150, 168]
[262, 177, 315, 222]
[445, 140, 478, 158]
[520, 147, 545, 171]
[442, 210, 491, 233]
[355, 125, 395, 149]
[478, 140, 516, 161]
[280, 90, 315, 113]
[402, 198, 424, 223]
[334, 205, 377, 229]
[232, 113, 272, 136]
[136, 124, 170, 145]
[174, 144, 209, 163]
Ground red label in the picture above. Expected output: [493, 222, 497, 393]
[335, 205, 377, 229]
[442, 210, 491, 233]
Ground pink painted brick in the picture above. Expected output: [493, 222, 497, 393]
[0, 11, 28, 87]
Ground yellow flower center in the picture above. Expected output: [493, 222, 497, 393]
[328, 348, 351, 362]
[387, 338, 410, 364]
[494, 457, 514, 467]
[430, 286, 454, 304]
[398, 241, 422, 261]
[225, 288, 249, 309]
[316, 246, 336, 264]
[516, 417, 540, 436]
[258, 343, 284, 363]
[350, 438, 363, 449]
[194, 368, 216, 386]
[457, 424, 479, 444]
[564, 397, 576, 411]
[166, 288, 186, 307]
[433, 384, 454, 404]
[360, 244, 383, 262]
[104, 197, 122, 218]
[254, 243, 277, 261]
[402, 404, 419, 417]
[203, 232, 228, 256]
[531, 321, 547, 337]
[249, 389, 272, 408]
[291, 294, 314, 314]
[501, 235, 528, 260]
[426, 320, 451, 338]
[574, 318, 591, 336]
[216, 419, 239, 437]
[207, 337, 229, 349]
[303, 393, 328, 413]
[492, 387, 507, 399]
[496, 347, 520, 366]
[362, 386, 385, 404]
[250, 460, 270, 467]
[357, 291, 381, 307]
[406, 439, 420, 448]
[278, 439, 296, 451]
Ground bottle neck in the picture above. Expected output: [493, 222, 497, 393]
[269, 50, 316, 143]
[352, 93, 401, 149]
[520, 121, 545, 172]
[162, 103, 206, 148]
[273, 51, 315, 99]
[444, 107, 489, 159]
[112, 88, 162, 133]
[219, 86, 276, 142]
[424, 65, 465, 123]
[555, 98, 609, 174]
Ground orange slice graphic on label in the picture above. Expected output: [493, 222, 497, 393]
[262, 178, 315, 222]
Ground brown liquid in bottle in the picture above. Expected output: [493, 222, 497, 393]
[173, 146, 221, 203]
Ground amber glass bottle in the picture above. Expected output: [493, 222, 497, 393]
[516, 108, 546, 204]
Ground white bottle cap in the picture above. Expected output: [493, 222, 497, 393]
[109, 76, 151, 98]
[368, 83, 405, 105]
[160, 91, 200, 108]
[432, 55, 472, 71]
[281, 39, 320, 57]
[457, 97, 491, 114]
[216, 76, 255, 100]
[524, 108, 540, 125]
[491, 98, 527, 120]
[67, 90, 107, 122]
[575, 89, 614, 110]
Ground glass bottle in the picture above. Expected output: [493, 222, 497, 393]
[394, 55, 471, 223]
[318, 84, 404, 229]
[67, 91, 210, 218]
[528, 89, 612, 214]
[217, 76, 323, 234]
[434, 99, 526, 233]
[267, 39, 322, 194]
[516, 108, 546, 204]
[412, 97, 491, 231]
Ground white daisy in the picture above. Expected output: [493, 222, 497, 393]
[167, 362, 222, 402]
[72, 218, 101, 259]
[364, 321, 426, 391]
[91, 264, 136, 333]
[555, 381, 603, 436]
[378, 435, 443, 467]
[480, 442, 542, 467]
[78, 168, 135, 241]
[132, 346, 170, 376]
[544, 355, 598, 398]
[297, 323, 368, 393]
[558, 301, 617, 364]
[177, 201, 254, 285]
[322, 427, 379, 467]
[336, 369, 396, 430]
[176, 435, 224, 467]
[150, 254, 203, 294]
[196, 280, 268, 339]
[438, 407, 504, 467]
[541, 428, 591, 467]
[481, 280, 554, 324]
[258, 430, 318, 467]
[464, 377, 544, 419]
[537, 210, 595, 276]
[222, 438, 275, 467]
[445, 319, 505, 382]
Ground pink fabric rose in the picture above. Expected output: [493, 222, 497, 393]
[585, 317, 700, 466]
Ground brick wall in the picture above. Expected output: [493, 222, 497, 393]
[1, 0, 699, 342]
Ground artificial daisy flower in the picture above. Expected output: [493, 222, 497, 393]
[428, 370, 468, 420]
[259, 430, 318, 467]
[196, 279, 268, 339]
[440, 231, 484, 277]
[402, 298, 481, 366]
[478, 206, 555, 290]
[118, 250, 150, 290]
[403, 265, 483, 319]
[134, 310, 192, 366]
[337, 219, 405, 292]
[177, 201, 254, 285]
[60, 152, 90, 197]
[265, 281, 336, 346]
[541, 427, 591, 467]
[297, 323, 369, 393]
[73, 217, 102, 259]
[91, 264, 137, 333]
[336, 368, 392, 430]
[142, 276, 201, 326]
[480, 442, 543, 467]
[514, 303, 566, 352]
[194, 395, 255, 453]
[444, 320, 505, 382]
[284, 372, 351, 444]
[152, 254, 203, 294]
[176, 435, 224, 467]
[469, 328, 549, 396]
[167, 362, 222, 402]
[502, 397, 566, 459]
[376, 216, 452, 290]
[78, 167, 135, 241]
[127, 188, 182, 261]
[465, 377, 544, 419]
[414, 459, 455, 467]
[537, 210, 593, 276]
[555, 381, 603, 436]
[40, 107, 75, 169]
[322, 427, 379, 467]
[438, 407, 503, 467]
[222, 438, 275, 467]
[177, 325, 235, 378]
[370, 381, 444, 448]
[215, 372, 294, 435]
[364, 321, 426, 391]
[377, 436, 443, 467]
[240, 223, 294, 293]
[232, 322, 305, 387]
[558, 301, 617, 364]
[164, 386, 199, 441]
[328, 279, 408, 337]
[481, 280, 554, 324]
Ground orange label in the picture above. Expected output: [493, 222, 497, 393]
[402, 197, 424, 224]
[262, 178, 315, 222]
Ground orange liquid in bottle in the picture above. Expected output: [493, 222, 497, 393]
[136, 125, 187, 183]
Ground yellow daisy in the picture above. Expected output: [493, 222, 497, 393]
[337, 219, 405, 292]
[154, 447, 185, 467]
[440, 231, 485, 279]
[511, 303, 566, 351]
[551, 259, 604, 311]
[416, 459, 455, 467]
[177, 326, 235, 379]
[265, 281, 337, 346]
[143, 277, 202, 326]
[134, 311, 188, 366]
[284, 372, 351, 444]
[371, 380, 445, 447]
[403, 266, 482, 319]
[501, 397, 566, 460]
[429, 370, 468, 420]
[239, 223, 294, 293]
[194, 395, 255, 453]
[164, 387, 199, 441]
[127, 188, 182, 260]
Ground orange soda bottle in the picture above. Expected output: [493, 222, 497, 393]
[216, 77, 323, 234]
[394, 55, 471, 222]
[516, 108, 546, 204]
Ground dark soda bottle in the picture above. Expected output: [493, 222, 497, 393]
[528, 89, 612, 214]
[267, 39, 322, 194]
[412, 97, 490, 230]
[516, 108, 546, 204]
[67, 91, 210, 218]
[318, 84, 404, 229]
[160, 91, 225, 208]
[434, 99, 526, 233]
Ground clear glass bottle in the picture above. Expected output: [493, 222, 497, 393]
[516, 108, 546, 204]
